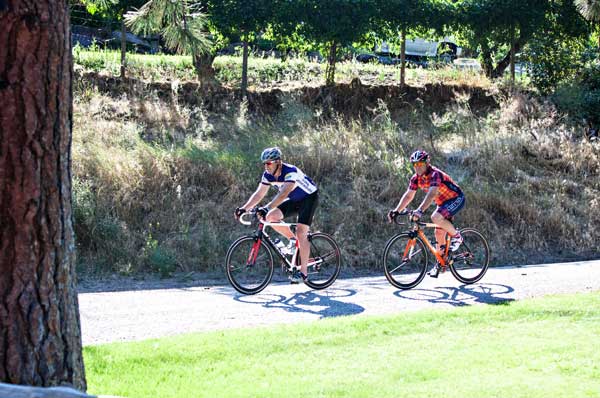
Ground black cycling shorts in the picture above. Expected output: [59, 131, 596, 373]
[277, 191, 319, 226]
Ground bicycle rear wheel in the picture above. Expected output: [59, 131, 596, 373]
[225, 236, 274, 294]
[449, 228, 490, 284]
[302, 232, 341, 290]
[382, 233, 428, 289]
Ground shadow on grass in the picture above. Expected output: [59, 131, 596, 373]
[233, 288, 364, 318]
[392, 283, 515, 307]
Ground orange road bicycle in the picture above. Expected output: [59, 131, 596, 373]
[225, 209, 341, 295]
[383, 209, 490, 289]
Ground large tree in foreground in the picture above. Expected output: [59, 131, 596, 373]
[0, 0, 86, 390]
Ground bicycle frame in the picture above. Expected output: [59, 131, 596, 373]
[240, 212, 322, 272]
[401, 220, 452, 269]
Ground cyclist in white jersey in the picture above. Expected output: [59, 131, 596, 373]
[234, 147, 319, 283]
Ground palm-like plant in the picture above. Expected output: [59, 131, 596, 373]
[575, 0, 600, 48]
[125, 0, 212, 78]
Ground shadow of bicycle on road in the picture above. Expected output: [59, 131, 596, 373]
[393, 283, 515, 307]
[233, 288, 365, 318]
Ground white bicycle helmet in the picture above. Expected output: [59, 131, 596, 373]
[260, 147, 282, 163]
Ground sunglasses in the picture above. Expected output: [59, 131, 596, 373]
[412, 161, 427, 167]
[263, 161, 276, 166]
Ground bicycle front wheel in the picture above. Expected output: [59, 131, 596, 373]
[225, 236, 274, 294]
[449, 228, 490, 284]
[303, 232, 341, 290]
[382, 233, 428, 289]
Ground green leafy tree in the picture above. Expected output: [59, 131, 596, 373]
[296, 0, 378, 85]
[77, 0, 147, 78]
[575, 0, 600, 48]
[455, 0, 548, 80]
[522, 0, 589, 93]
[208, 0, 274, 96]
[374, 0, 448, 87]
[125, 0, 212, 82]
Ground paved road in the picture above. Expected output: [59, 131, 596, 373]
[79, 260, 600, 346]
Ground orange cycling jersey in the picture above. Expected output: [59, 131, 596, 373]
[408, 165, 463, 206]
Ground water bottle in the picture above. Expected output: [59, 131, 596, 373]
[273, 238, 286, 252]
[287, 238, 297, 255]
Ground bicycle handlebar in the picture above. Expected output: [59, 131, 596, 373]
[392, 209, 427, 227]
[239, 210, 256, 226]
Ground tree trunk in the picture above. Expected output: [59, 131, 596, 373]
[241, 40, 249, 98]
[480, 44, 495, 79]
[120, 16, 127, 79]
[325, 41, 337, 86]
[492, 40, 522, 79]
[509, 27, 515, 83]
[0, 0, 86, 391]
[400, 29, 406, 88]
[193, 52, 217, 86]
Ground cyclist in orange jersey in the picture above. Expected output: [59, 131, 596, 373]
[387, 150, 465, 277]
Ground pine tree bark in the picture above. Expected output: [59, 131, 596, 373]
[0, 0, 86, 391]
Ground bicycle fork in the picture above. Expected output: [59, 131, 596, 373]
[246, 239, 261, 267]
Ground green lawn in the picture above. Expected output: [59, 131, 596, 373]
[85, 292, 600, 398]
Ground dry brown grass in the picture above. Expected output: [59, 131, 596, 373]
[72, 83, 599, 276]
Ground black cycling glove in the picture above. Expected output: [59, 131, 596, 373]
[256, 206, 270, 219]
[234, 207, 246, 218]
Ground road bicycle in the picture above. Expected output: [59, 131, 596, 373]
[382, 209, 490, 289]
[225, 210, 342, 295]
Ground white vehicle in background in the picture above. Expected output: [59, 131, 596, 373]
[453, 58, 482, 71]
[358, 37, 463, 67]
[402, 37, 462, 61]
[377, 37, 462, 59]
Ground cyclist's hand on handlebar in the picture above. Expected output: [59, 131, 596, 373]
[234, 207, 246, 220]
[387, 210, 400, 223]
[256, 206, 270, 219]
[411, 209, 423, 221]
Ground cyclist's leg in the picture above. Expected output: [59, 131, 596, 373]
[433, 227, 447, 251]
[431, 211, 457, 236]
[431, 194, 466, 236]
[266, 205, 295, 240]
[296, 192, 319, 277]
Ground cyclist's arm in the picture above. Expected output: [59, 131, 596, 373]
[416, 186, 438, 213]
[241, 183, 270, 210]
[393, 189, 416, 212]
[266, 181, 295, 209]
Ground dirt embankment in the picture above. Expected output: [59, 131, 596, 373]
[75, 72, 499, 117]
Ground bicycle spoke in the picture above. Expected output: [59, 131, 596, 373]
[225, 237, 274, 295]
[387, 260, 411, 275]
[449, 228, 490, 284]
[303, 233, 341, 289]
[382, 234, 428, 289]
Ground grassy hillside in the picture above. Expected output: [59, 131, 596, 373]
[72, 54, 599, 276]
